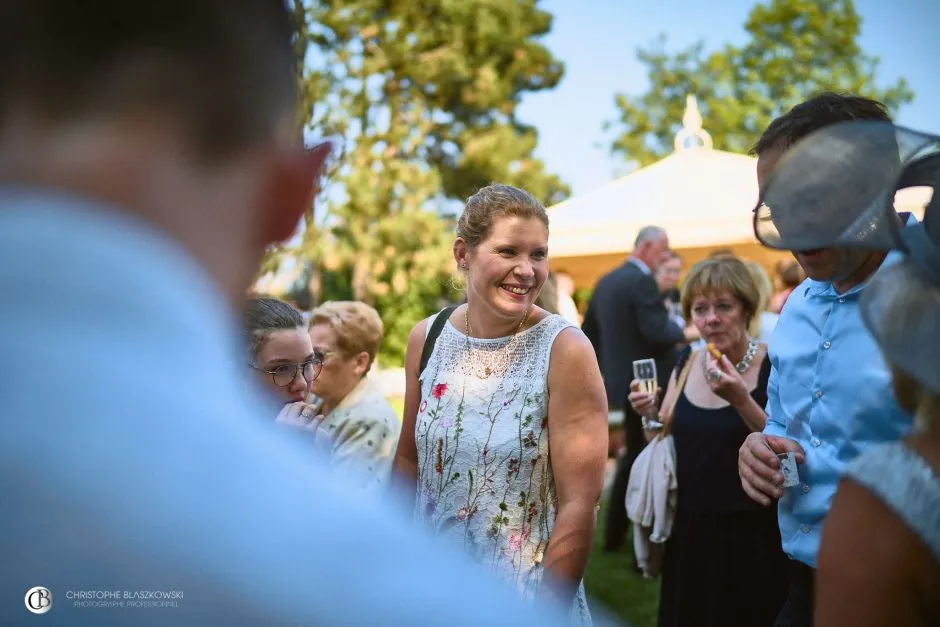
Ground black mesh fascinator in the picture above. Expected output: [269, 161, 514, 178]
[754, 120, 940, 395]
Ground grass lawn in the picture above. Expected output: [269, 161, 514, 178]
[584, 502, 660, 627]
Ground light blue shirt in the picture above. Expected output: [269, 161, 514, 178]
[0, 190, 578, 626]
[764, 246, 915, 568]
[628, 256, 651, 275]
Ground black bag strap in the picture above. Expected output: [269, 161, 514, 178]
[419, 305, 458, 378]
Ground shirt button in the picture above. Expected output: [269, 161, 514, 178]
[812, 438, 821, 447]
[802, 525, 812, 533]
[823, 341, 832, 349]
[815, 390, 823, 399]
[838, 297, 846, 303]
[802, 484, 811, 494]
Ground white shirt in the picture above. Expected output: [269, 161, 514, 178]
[557, 293, 582, 327]
[315, 377, 401, 491]
[0, 189, 574, 626]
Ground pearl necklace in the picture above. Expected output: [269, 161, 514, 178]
[463, 306, 530, 379]
[702, 336, 759, 377]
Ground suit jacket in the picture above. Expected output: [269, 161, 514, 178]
[583, 260, 684, 410]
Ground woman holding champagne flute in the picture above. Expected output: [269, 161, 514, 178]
[628, 257, 787, 627]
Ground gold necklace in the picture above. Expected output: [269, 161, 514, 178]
[464, 306, 531, 379]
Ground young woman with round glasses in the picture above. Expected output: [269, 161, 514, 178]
[246, 296, 329, 447]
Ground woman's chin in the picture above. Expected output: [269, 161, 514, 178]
[703, 334, 730, 352]
[494, 289, 533, 312]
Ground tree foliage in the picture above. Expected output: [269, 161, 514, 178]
[608, 0, 914, 168]
[276, 0, 569, 366]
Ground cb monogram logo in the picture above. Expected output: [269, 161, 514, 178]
[25, 586, 52, 614]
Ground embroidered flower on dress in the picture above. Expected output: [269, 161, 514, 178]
[411, 315, 589, 619]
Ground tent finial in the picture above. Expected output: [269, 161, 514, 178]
[674, 94, 713, 151]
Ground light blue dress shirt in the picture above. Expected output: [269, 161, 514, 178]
[764, 245, 915, 568]
[0, 190, 582, 626]
[628, 256, 651, 275]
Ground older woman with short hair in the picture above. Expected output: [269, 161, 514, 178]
[629, 257, 787, 627]
[308, 301, 400, 490]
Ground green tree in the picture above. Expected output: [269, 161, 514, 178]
[280, 0, 568, 366]
[608, 0, 914, 168]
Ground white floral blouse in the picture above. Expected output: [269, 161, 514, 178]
[316, 377, 400, 491]
[414, 313, 592, 626]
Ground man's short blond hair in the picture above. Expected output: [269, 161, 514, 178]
[309, 301, 384, 370]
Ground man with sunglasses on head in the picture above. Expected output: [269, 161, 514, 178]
[737, 93, 916, 627]
[0, 2, 577, 625]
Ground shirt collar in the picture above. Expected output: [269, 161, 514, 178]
[333, 377, 375, 413]
[628, 256, 652, 275]
[804, 213, 918, 299]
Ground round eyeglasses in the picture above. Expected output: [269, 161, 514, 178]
[250, 355, 323, 388]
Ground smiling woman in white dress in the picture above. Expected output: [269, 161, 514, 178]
[392, 184, 609, 625]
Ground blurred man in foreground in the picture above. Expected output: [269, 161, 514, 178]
[0, 2, 575, 625]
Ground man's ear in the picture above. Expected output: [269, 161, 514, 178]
[263, 141, 333, 245]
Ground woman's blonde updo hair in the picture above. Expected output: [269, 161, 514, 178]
[456, 183, 549, 248]
[309, 301, 384, 374]
[681, 257, 761, 329]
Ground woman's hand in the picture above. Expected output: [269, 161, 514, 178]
[703, 354, 749, 407]
[628, 379, 660, 417]
[276, 401, 332, 456]
[275, 401, 321, 429]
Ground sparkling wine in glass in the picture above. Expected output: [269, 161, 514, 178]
[633, 358, 658, 396]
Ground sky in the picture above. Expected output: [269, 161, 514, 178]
[517, 0, 939, 197]
[269, 0, 936, 291]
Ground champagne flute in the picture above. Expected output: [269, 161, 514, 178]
[632, 358, 658, 396]
[633, 358, 662, 427]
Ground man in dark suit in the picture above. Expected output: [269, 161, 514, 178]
[582, 226, 693, 552]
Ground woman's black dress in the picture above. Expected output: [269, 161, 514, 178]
[657, 348, 788, 627]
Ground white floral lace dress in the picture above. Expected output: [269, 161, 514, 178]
[414, 313, 592, 625]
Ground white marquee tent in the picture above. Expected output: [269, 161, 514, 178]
[547, 96, 931, 288]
